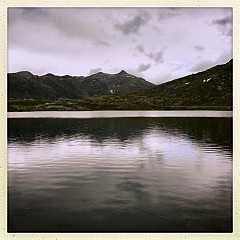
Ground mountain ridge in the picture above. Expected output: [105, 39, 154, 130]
[8, 60, 232, 111]
[8, 70, 154, 100]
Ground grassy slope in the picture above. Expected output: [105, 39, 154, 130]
[8, 71, 154, 100]
[8, 60, 232, 111]
[8, 98, 232, 112]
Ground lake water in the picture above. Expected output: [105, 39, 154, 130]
[8, 113, 233, 232]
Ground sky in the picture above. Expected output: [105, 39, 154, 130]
[8, 7, 232, 84]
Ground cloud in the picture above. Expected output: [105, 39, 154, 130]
[152, 25, 161, 32]
[136, 45, 166, 64]
[8, 8, 111, 53]
[194, 45, 205, 52]
[114, 12, 151, 35]
[190, 60, 215, 72]
[136, 45, 145, 53]
[151, 71, 173, 85]
[217, 50, 232, 63]
[212, 16, 232, 26]
[137, 63, 151, 72]
[158, 9, 179, 20]
[94, 40, 111, 47]
[8, 7, 48, 24]
[190, 49, 232, 73]
[8, 8, 233, 84]
[146, 49, 166, 64]
[89, 68, 102, 74]
[212, 16, 232, 37]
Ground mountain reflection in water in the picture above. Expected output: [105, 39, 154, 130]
[8, 117, 232, 232]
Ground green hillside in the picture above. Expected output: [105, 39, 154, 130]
[8, 60, 232, 111]
[8, 70, 154, 100]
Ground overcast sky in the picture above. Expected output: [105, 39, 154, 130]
[8, 7, 232, 84]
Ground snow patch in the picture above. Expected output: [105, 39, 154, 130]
[203, 78, 211, 83]
[185, 82, 189, 85]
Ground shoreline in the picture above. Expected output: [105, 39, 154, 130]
[8, 110, 233, 119]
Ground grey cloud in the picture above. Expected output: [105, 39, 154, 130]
[136, 45, 166, 64]
[217, 50, 232, 63]
[8, 8, 233, 84]
[136, 45, 145, 53]
[151, 72, 173, 85]
[190, 60, 214, 72]
[95, 40, 111, 47]
[158, 9, 179, 20]
[152, 25, 161, 33]
[8, 7, 48, 24]
[191, 48, 232, 73]
[146, 50, 165, 64]
[89, 68, 102, 74]
[212, 16, 232, 26]
[194, 45, 205, 52]
[171, 62, 184, 71]
[46, 10, 102, 40]
[125, 68, 144, 78]
[114, 12, 151, 35]
[8, 8, 109, 50]
[212, 16, 232, 37]
[137, 63, 151, 72]
[8, 8, 115, 59]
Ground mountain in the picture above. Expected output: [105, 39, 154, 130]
[8, 70, 154, 100]
[83, 59, 232, 109]
[122, 59, 232, 108]
[8, 60, 232, 111]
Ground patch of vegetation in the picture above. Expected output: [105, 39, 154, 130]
[8, 98, 232, 112]
[8, 60, 232, 111]
[8, 70, 154, 100]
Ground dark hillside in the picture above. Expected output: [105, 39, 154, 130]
[73, 59, 232, 110]
[8, 60, 232, 111]
[8, 70, 154, 100]
[134, 59, 232, 107]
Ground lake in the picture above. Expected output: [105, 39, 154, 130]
[8, 112, 233, 232]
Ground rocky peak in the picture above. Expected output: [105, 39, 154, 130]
[42, 73, 56, 78]
[16, 71, 33, 79]
[118, 70, 128, 75]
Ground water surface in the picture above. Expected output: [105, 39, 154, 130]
[8, 117, 232, 232]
